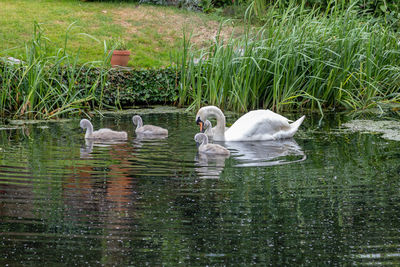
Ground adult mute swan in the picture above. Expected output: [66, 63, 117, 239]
[196, 106, 305, 141]
[80, 119, 128, 140]
[132, 115, 168, 136]
[194, 133, 230, 156]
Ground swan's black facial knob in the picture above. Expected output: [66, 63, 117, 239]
[196, 117, 205, 132]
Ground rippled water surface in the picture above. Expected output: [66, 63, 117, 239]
[1, 111, 399, 266]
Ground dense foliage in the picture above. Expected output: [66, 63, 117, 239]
[258, 0, 399, 15]
[103, 68, 178, 107]
[249, 0, 400, 29]
[0, 60, 179, 119]
[177, 5, 400, 113]
[2, 1, 399, 119]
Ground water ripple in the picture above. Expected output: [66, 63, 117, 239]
[0, 113, 399, 266]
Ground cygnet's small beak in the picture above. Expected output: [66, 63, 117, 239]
[196, 141, 200, 148]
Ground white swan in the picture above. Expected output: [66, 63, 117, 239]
[80, 119, 128, 140]
[194, 133, 230, 156]
[132, 115, 168, 136]
[196, 106, 305, 141]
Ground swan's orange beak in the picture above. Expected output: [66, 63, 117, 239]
[196, 117, 205, 133]
[199, 121, 204, 132]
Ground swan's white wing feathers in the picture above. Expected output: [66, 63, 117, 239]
[225, 110, 292, 141]
[196, 106, 304, 141]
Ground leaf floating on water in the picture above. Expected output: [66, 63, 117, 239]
[342, 120, 400, 141]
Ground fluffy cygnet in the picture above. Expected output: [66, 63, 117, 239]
[132, 115, 168, 136]
[80, 119, 127, 140]
[194, 133, 230, 156]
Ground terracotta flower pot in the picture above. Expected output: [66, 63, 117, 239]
[110, 50, 131, 67]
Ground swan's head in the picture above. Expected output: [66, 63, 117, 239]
[196, 107, 211, 133]
[196, 106, 221, 133]
[132, 115, 142, 126]
[194, 133, 208, 147]
[80, 119, 91, 129]
[195, 106, 209, 132]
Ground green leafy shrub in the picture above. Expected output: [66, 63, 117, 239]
[212, 0, 232, 7]
[102, 67, 179, 106]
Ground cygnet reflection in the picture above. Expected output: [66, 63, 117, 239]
[222, 138, 306, 167]
[80, 139, 94, 158]
[135, 133, 168, 141]
[132, 134, 168, 149]
[194, 152, 229, 179]
[80, 139, 127, 159]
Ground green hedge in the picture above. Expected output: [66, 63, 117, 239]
[102, 67, 179, 106]
[59, 65, 180, 106]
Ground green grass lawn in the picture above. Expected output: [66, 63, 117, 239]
[0, 0, 230, 68]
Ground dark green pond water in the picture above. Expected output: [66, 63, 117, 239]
[0, 111, 399, 266]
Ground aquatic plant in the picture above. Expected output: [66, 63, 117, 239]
[177, 4, 400, 114]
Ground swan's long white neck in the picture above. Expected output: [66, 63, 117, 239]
[136, 117, 143, 130]
[85, 122, 93, 139]
[198, 106, 226, 141]
[133, 116, 143, 130]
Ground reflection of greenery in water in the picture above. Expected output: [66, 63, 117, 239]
[0, 113, 399, 266]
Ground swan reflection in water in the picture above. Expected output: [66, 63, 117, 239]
[223, 138, 306, 167]
[194, 153, 230, 179]
[195, 138, 305, 177]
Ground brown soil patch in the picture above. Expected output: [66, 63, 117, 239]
[112, 6, 239, 47]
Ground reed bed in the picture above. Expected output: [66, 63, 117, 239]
[0, 23, 111, 119]
[177, 4, 400, 113]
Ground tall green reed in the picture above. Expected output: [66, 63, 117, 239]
[0, 22, 112, 119]
[177, 3, 400, 114]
